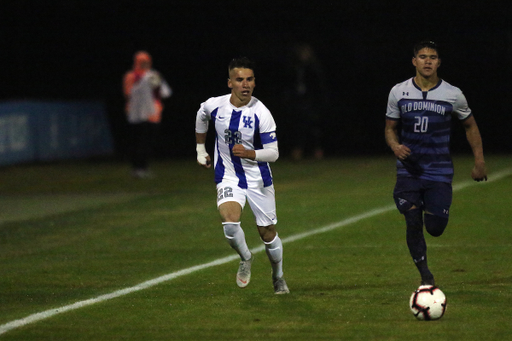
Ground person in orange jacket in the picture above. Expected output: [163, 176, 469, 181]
[123, 51, 172, 178]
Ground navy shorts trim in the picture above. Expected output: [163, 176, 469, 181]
[393, 177, 452, 217]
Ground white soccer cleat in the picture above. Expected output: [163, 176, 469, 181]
[273, 277, 290, 294]
[236, 254, 253, 288]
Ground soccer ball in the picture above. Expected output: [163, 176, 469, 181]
[409, 285, 447, 321]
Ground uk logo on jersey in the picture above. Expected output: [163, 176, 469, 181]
[243, 116, 253, 128]
[270, 132, 276, 140]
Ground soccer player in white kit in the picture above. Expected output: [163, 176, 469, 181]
[195, 57, 289, 294]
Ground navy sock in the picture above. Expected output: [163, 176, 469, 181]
[404, 209, 433, 281]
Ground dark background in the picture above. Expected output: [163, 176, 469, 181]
[2, 1, 510, 160]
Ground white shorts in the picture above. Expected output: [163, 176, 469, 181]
[216, 181, 277, 226]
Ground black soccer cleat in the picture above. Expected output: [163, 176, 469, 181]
[421, 275, 435, 287]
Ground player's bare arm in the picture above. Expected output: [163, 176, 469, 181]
[385, 119, 411, 160]
[462, 116, 487, 181]
[232, 144, 256, 160]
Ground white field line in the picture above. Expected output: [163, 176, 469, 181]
[1, 168, 511, 336]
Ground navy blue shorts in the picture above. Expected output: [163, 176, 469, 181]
[393, 177, 452, 218]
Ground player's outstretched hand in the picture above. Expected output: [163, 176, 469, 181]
[471, 162, 487, 182]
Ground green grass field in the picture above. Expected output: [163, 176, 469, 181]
[1, 155, 511, 340]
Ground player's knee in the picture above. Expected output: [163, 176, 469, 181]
[424, 214, 448, 237]
[222, 222, 242, 239]
[219, 201, 242, 223]
[394, 196, 416, 214]
[257, 224, 276, 243]
[404, 208, 423, 229]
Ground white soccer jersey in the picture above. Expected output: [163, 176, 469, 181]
[196, 94, 278, 189]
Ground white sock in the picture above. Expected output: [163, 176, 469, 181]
[222, 222, 251, 261]
[264, 233, 283, 279]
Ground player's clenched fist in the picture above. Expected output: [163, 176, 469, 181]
[232, 144, 255, 160]
[196, 143, 211, 168]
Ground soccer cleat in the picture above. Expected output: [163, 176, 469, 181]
[273, 277, 290, 294]
[421, 275, 435, 287]
[236, 254, 253, 288]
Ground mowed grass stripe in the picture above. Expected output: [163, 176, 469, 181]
[0, 193, 145, 224]
[1, 167, 511, 336]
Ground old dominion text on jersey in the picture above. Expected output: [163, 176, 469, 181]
[399, 100, 448, 116]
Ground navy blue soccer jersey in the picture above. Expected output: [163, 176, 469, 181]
[386, 78, 472, 183]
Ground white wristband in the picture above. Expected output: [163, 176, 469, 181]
[196, 144, 209, 165]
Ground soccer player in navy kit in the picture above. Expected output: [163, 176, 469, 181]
[195, 57, 289, 294]
[385, 41, 487, 286]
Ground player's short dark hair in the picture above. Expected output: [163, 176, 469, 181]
[413, 41, 439, 57]
[228, 57, 255, 74]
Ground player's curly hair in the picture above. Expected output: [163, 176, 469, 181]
[228, 57, 255, 73]
[413, 41, 439, 57]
